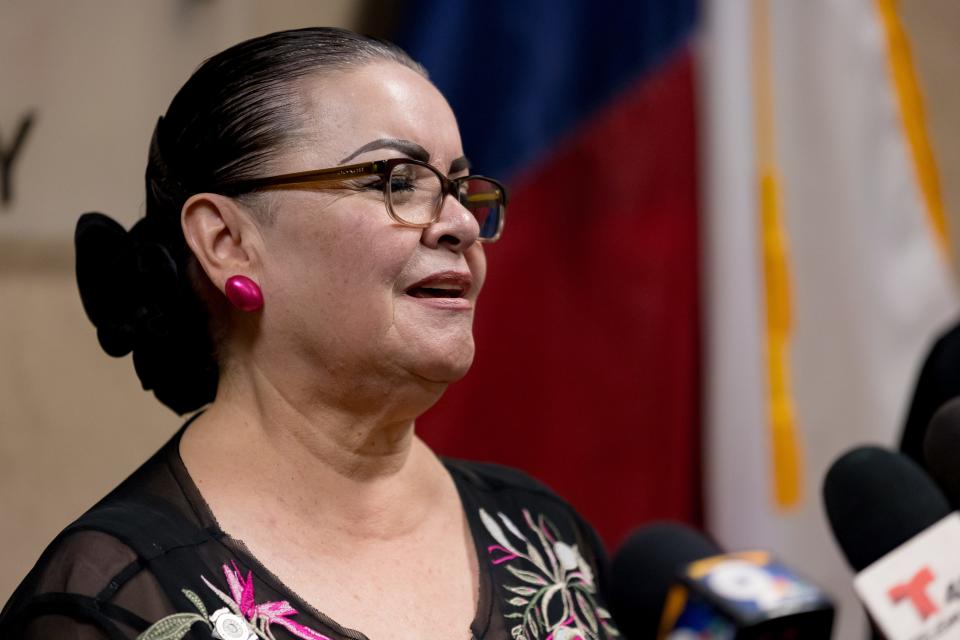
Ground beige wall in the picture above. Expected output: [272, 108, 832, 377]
[0, 0, 359, 603]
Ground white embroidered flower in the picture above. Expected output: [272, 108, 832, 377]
[577, 551, 595, 586]
[554, 541, 580, 571]
[552, 627, 585, 640]
[554, 540, 596, 586]
[210, 607, 257, 640]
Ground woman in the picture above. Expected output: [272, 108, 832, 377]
[0, 28, 619, 640]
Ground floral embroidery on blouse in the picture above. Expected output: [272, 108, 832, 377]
[480, 508, 620, 640]
[136, 562, 331, 640]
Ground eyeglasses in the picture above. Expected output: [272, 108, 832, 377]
[218, 158, 508, 242]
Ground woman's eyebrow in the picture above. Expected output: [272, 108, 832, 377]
[339, 138, 429, 164]
[449, 156, 470, 173]
[341, 139, 471, 175]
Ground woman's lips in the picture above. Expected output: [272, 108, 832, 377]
[406, 296, 473, 310]
[404, 271, 472, 298]
[403, 271, 474, 310]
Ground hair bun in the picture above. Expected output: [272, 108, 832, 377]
[75, 212, 216, 414]
[76, 212, 139, 356]
[75, 212, 180, 353]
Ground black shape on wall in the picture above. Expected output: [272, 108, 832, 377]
[1, 112, 36, 209]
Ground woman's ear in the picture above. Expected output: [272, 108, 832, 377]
[181, 193, 262, 292]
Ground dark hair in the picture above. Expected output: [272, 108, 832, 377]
[75, 27, 426, 415]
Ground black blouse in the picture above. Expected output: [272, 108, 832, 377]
[0, 422, 620, 640]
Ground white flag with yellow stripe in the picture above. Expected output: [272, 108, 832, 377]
[701, 1, 958, 638]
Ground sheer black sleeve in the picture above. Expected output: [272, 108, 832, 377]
[1, 529, 174, 639]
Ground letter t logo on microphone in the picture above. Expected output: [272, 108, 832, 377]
[888, 567, 938, 619]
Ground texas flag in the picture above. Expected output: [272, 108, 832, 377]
[392, 0, 702, 549]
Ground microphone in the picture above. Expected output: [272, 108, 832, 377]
[924, 397, 960, 507]
[823, 446, 960, 639]
[609, 522, 722, 638]
[898, 322, 960, 467]
[609, 521, 834, 639]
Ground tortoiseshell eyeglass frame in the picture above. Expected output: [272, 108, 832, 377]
[217, 157, 507, 242]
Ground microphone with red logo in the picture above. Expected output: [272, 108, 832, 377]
[609, 522, 835, 639]
[823, 446, 960, 639]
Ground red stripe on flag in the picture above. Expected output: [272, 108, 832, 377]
[418, 50, 701, 547]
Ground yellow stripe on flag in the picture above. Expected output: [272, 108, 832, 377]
[753, 0, 802, 509]
[875, 0, 952, 259]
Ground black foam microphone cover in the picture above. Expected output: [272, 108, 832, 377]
[899, 322, 960, 465]
[923, 397, 960, 507]
[822, 446, 950, 572]
[609, 521, 722, 639]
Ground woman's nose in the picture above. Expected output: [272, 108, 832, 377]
[420, 195, 480, 251]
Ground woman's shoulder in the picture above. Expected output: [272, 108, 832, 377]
[444, 458, 622, 639]
[0, 518, 171, 639]
[0, 441, 206, 638]
[442, 457, 563, 499]
[4, 527, 138, 602]
[442, 457, 608, 561]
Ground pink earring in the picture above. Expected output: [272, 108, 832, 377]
[224, 275, 264, 312]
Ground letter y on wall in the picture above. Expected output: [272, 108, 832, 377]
[1, 112, 36, 208]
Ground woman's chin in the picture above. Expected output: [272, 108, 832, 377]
[407, 343, 476, 386]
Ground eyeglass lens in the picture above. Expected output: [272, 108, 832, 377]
[386, 162, 503, 240]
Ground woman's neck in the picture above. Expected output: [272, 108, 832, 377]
[179, 361, 450, 539]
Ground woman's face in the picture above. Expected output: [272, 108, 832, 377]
[253, 61, 487, 393]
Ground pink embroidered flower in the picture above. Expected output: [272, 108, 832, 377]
[202, 562, 333, 640]
[138, 562, 333, 640]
